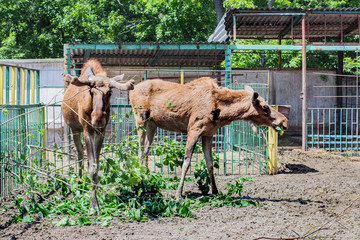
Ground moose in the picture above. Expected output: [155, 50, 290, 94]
[62, 59, 135, 211]
[130, 77, 288, 200]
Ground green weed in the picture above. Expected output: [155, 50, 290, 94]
[6, 137, 259, 226]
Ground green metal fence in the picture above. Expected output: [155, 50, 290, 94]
[0, 104, 45, 197]
[1, 82, 270, 197]
[228, 83, 269, 175]
[307, 108, 360, 156]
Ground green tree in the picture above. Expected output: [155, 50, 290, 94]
[0, 0, 217, 58]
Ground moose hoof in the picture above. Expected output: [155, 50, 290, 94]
[175, 193, 182, 202]
[91, 203, 100, 215]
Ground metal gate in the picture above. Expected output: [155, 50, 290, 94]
[307, 73, 360, 156]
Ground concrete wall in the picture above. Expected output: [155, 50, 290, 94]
[232, 70, 337, 133]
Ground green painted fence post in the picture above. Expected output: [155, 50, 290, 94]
[5, 67, 9, 104]
[223, 48, 232, 175]
[16, 68, 21, 105]
[36, 70, 40, 104]
[26, 70, 30, 105]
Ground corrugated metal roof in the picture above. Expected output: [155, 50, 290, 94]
[68, 42, 227, 68]
[208, 14, 230, 43]
[210, 7, 360, 42]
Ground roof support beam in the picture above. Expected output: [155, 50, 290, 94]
[342, 18, 359, 36]
[150, 50, 164, 65]
[83, 49, 91, 63]
[69, 43, 229, 50]
[230, 44, 360, 51]
[279, 15, 303, 37]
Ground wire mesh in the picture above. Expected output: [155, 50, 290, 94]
[0, 104, 45, 197]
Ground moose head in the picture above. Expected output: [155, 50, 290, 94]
[242, 85, 288, 135]
[65, 67, 134, 129]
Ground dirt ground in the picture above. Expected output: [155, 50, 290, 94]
[1, 149, 359, 240]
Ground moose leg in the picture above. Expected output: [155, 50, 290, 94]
[202, 136, 218, 195]
[72, 132, 84, 177]
[176, 130, 200, 201]
[84, 130, 103, 213]
[137, 121, 157, 168]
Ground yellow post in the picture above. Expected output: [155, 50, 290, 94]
[180, 70, 184, 85]
[11, 67, 15, 105]
[0, 66, 3, 104]
[268, 106, 278, 174]
[31, 70, 35, 104]
[21, 68, 25, 105]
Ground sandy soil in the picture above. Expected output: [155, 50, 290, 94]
[1, 150, 359, 240]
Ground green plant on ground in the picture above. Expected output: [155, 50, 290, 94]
[5, 137, 259, 226]
[192, 177, 260, 208]
[194, 150, 220, 195]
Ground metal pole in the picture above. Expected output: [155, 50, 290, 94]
[301, 16, 307, 151]
[233, 15, 237, 44]
[11, 67, 15, 105]
[0, 66, 3, 104]
[5, 67, 9, 104]
[268, 106, 278, 174]
[26, 70, 30, 105]
[180, 70, 184, 85]
[357, 51, 359, 144]
[225, 48, 231, 87]
[278, 37, 282, 69]
[63, 44, 71, 174]
[357, 50, 359, 109]
[16, 68, 20, 105]
[36, 70, 40, 104]
[31, 70, 35, 104]
[21, 69, 25, 105]
[224, 48, 232, 175]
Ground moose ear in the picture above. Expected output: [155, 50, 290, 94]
[244, 85, 254, 93]
[251, 92, 259, 105]
[64, 74, 76, 83]
[85, 66, 95, 78]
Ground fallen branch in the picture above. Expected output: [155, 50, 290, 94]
[3, 157, 88, 193]
[28, 145, 76, 158]
[4, 167, 56, 205]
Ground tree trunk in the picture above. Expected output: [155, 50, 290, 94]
[213, 0, 225, 25]
[268, 0, 275, 7]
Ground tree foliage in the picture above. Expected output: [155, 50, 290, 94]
[1, 0, 360, 72]
[0, 0, 216, 58]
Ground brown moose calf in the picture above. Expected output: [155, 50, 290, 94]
[129, 77, 288, 200]
[62, 59, 135, 212]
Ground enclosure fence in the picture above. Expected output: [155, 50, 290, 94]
[307, 108, 360, 156]
[1, 69, 270, 197]
[307, 72, 360, 156]
[0, 64, 40, 105]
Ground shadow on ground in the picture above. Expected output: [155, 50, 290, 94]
[280, 163, 318, 174]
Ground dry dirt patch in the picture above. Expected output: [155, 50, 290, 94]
[1, 150, 359, 240]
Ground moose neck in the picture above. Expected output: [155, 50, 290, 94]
[215, 90, 253, 122]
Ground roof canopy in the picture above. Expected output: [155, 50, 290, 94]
[66, 42, 227, 69]
[209, 7, 360, 42]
